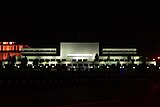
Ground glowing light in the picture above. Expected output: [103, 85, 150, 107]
[122, 66, 124, 68]
[52, 66, 54, 68]
[9, 42, 13, 45]
[133, 66, 135, 69]
[90, 66, 93, 68]
[3, 42, 8, 44]
[147, 66, 149, 69]
[153, 58, 155, 61]
[120, 66, 122, 69]
[32, 66, 34, 68]
[73, 66, 76, 68]
[73, 57, 86, 60]
[67, 54, 93, 57]
[159, 67, 160, 69]
[3, 66, 5, 68]
[40, 65, 42, 67]
[46, 66, 48, 68]
[2, 42, 15, 45]
[107, 66, 109, 68]
[17, 66, 20, 68]
[158, 57, 160, 59]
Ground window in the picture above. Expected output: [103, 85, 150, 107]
[67, 64, 72, 66]
[122, 64, 126, 66]
[120, 59, 125, 61]
[40, 59, 45, 62]
[115, 59, 119, 61]
[45, 64, 49, 66]
[29, 59, 33, 61]
[99, 59, 103, 62]
[62, 59, 66, 61]
[83, 59, 87, 62]
[56, 59, 60, 62]
[78, 64, 83, 66]
[78, 59, 82, 62]
[51, 59, 55, 61]
[72, 59, 76, 62]
[73, 64, 77, 66]
[45, 59, 50, 62]
[51, 64, 55, 66]
[89, 64, 93, 66]
[110, 59, 114, 61]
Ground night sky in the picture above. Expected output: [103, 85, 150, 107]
[0, 1, 159, 57]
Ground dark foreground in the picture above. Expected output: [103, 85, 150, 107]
[0, 78, 160, 107]
[0, 67, 160, 107]
[0, 86, 160, 107]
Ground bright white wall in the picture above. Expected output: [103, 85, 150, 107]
[100, 56, 140, 59]
[26, 56, 60, 59]
[60, 42, 99, 60]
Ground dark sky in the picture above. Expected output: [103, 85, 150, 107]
[0, 1, 159, 56]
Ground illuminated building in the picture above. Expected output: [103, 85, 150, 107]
[0, 42, 156, 66]
[0, 42, 30, 61]
[19, 42, 156, 66]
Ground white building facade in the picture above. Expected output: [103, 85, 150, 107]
[15, 42, 156, 66]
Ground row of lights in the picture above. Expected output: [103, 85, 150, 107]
[143, 56, 160, 61]
[2, 65, 160, 70]
[153, 57, 160, 60]
[0, 66, 148, 69]
[144, 57, 160, 61]
[15, 65, 151, 69]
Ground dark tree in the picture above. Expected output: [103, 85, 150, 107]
[131, 59, 135, 65]
[140, 55, 146, 64]
[117, 61, 121, 67]
[0, 60, 2, 68]
[107, 52, 110, 61]
[7, 53, 12, 65]
[45, 59, 50, 63]
[33, 59, 39, 66]
[40, 59, 44, 63]
[11, 55, 16, 66]
[24, 56, 28, 64]
[21, 56, 28, 67]
[127, 56, 131, 61]
[95, 53, 99, 61]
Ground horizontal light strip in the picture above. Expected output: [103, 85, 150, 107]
[102, 52, 137, 54]
[22, 48, 56, 51]
[103, 48, 137, 51]
[67, 54, 93, 57]
[22, 52, 56, 54]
